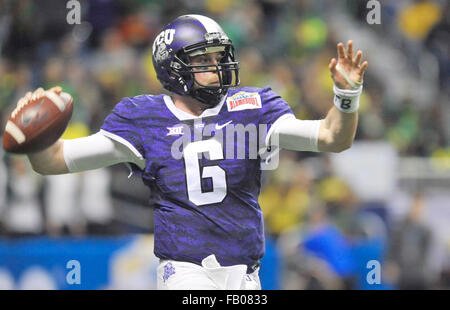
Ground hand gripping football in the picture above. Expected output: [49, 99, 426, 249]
[2, 91, 74, 154]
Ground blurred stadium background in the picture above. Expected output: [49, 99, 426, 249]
[0, 0, 449, 290]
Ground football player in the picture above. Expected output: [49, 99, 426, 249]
[11, 15, 367, 289]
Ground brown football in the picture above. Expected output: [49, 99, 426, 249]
[2, 91, 74, 154]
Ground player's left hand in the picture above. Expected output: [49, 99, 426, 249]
[329, 40, 368, 90]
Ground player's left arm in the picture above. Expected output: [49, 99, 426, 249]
[317, 40, 368, 152]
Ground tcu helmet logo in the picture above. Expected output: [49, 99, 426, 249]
[152, 29, 176, 62]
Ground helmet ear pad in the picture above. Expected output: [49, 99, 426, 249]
[167, 56, 196, 95]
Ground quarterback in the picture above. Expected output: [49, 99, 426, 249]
[9, 15, 367, 289]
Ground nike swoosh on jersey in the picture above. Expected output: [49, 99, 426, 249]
[215, 120, 232, 130]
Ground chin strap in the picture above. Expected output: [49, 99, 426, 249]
[189, 87, 227, 106]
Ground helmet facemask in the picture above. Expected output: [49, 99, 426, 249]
[170, 35, 240, 106]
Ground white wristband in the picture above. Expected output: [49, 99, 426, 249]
[333, 85, 362, 113]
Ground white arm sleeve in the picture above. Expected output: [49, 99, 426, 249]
[268, 115, 322, 152]
[62, 131, 145, 173]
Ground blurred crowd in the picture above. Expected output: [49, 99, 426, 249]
[0, 0, 449, 289]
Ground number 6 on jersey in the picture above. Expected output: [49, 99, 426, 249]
[183, 140, 227, 206]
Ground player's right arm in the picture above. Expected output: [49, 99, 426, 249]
[12, 89, 144, 175]
[27, 132, 145, 175]
[27, 139, 68, 175]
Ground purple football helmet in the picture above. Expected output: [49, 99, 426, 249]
[152, 15, 240, 106]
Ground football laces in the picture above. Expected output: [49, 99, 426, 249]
[11, 93, 43, 119]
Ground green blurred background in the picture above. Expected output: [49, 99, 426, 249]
[0, 0, 449, 290]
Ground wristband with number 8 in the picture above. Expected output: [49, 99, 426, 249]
[333, 85, 362, 113]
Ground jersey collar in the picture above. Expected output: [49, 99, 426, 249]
[163, 94, 227, 121]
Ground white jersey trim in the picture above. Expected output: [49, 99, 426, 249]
[63, 132, 145, 174]
[265, 113, 296, 147]
[99, 129, 145, 164]
[162, 95, 226, 121]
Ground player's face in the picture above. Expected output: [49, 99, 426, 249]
[189, 52, 224, 88]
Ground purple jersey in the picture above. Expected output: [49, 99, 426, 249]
[101, 86, 293, 270]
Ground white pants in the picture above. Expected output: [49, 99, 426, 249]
[157, 255, 261, 290]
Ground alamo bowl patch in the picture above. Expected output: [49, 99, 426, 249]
[226, 92, 262, 112]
